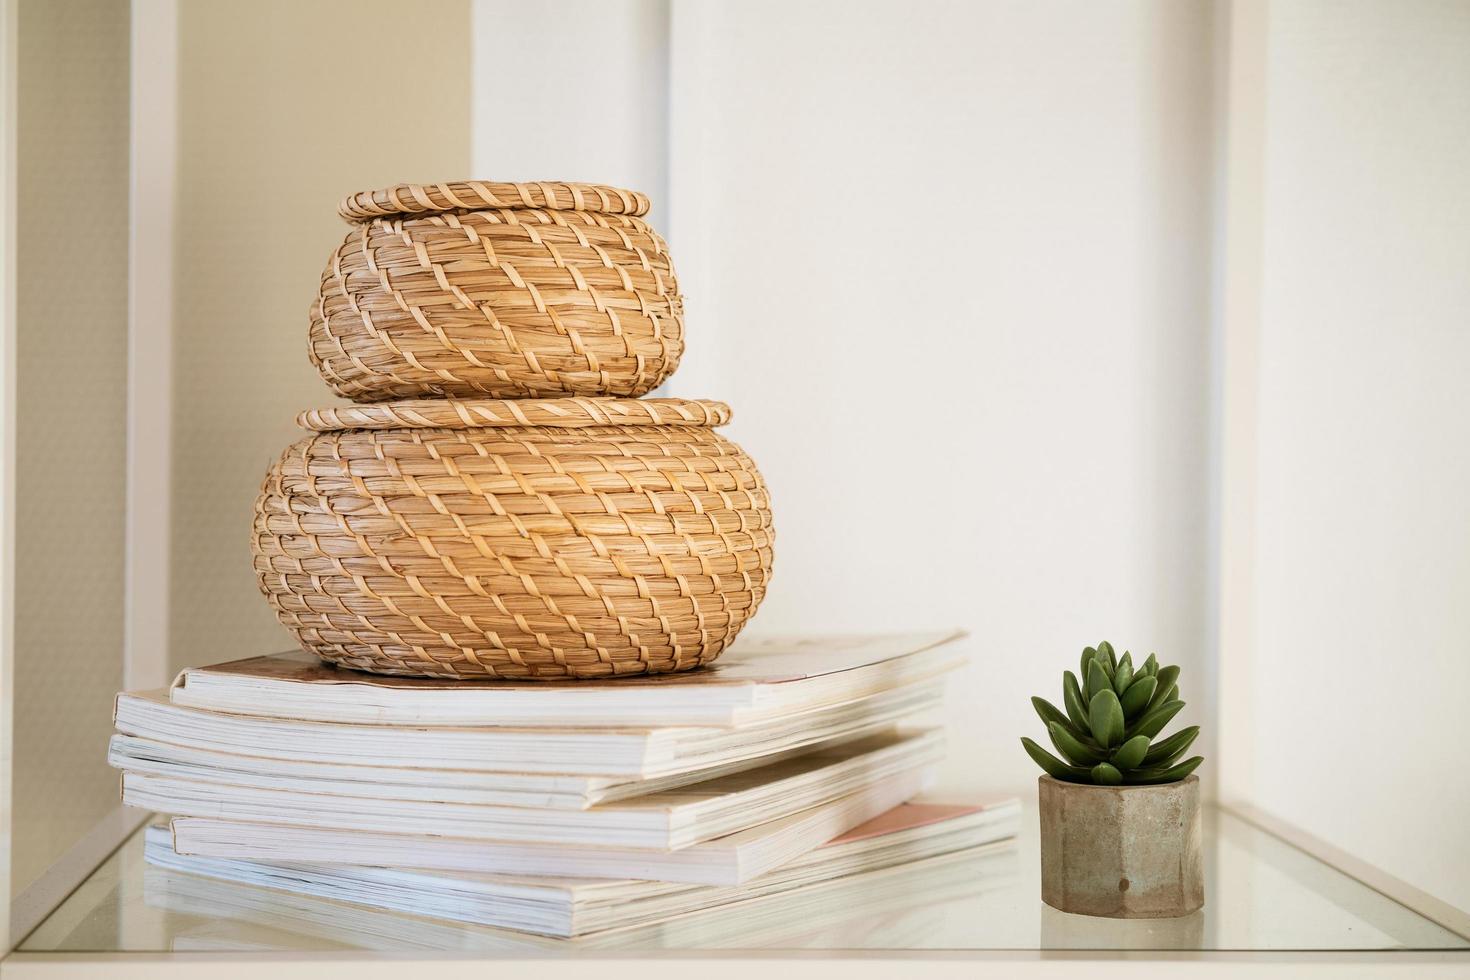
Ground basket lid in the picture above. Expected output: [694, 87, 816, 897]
[337, 180, 652, 222]
[297, 398, 730, 432]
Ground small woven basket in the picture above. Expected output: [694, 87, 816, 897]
[253, 397, 774, 680]
[312, 180, 684, 403]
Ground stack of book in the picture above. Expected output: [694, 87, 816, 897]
[111, 632, 1020, 940]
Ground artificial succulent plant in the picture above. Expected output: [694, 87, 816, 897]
[1021, 641, 1202, 785]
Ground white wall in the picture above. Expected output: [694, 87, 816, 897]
[666, 0, 1219, 796]
[1230, 0, 1470, 912]
[471, 0, 669, 224]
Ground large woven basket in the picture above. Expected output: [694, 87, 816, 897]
[311, 180, 684, 403]
[253, 397, 774, 680]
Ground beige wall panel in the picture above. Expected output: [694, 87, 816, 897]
[168, 0, 471, 677]
[11, 0, 129, 898]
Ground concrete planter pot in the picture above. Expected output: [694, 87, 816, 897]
[1038, 774, 1203, 918]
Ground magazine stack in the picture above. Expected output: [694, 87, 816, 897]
[112, 633, 1020, 939]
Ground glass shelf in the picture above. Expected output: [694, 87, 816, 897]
[18, 804, 1470, 956]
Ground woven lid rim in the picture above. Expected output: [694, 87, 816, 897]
[297, 398, 731, 432]
[337, 180, 652, 222]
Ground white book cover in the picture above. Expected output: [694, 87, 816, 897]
[169, 631, 966, 728]
[115, 677, 943, 778]
[146, 800, 1022, 939]
[125, 730, 943, 850]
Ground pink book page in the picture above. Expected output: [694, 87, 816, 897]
[827, 801, 1008, 846]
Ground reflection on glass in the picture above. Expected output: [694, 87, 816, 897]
[1039, 906, 1205, 950]
[19, 806, 1470, 953]
[141, 845, 1019, 952]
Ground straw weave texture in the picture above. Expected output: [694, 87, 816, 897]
[312, 181, 682, 402]
[338, 180, 651, 222]
[297, 397, 729, 432]
[252, 398, 774, 679]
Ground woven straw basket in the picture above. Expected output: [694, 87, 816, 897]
[311, 180, 684, 403]
[253, 397, 774, 680]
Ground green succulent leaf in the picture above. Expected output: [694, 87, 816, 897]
[1128, 698, 1185, 741]
[1049, 721, 1105, 765]
[1080, 646, 1099, 679]
[1086, 659, 1111, 703]
[1149, 665, 1180, 709]
[1124, 756, 1203, 784]
[1110, 734, 1151, 771]
[1091, 762, 1123, 785]
[1098, 641, 1117, 672]
[1031, 695, 1066, 726]
[1112, 658, 1134, 695]
[1141, 652, 1158, 676]
[1088, 688, 1126, 748]
[1119, 673, 1157, 718]
[1032, 697, 1088, 741]
[1142, 725, 1199, 768]
[1153, 683, 1179, 711]
[1062, 671, 1091, 731]
[1021, 737, 1091, 782]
